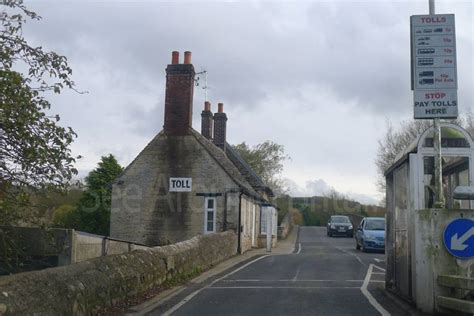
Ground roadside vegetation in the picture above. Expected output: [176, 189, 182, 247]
[291, 193, 385, 227]
[0, 2, 125, 236]
[233, 141, 290, 194]
[1, 1, 79, 226]
[51, 154, 123, 235]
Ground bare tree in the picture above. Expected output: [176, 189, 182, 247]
[375, 114, 474, 195]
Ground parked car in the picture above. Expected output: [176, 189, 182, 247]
[355, 217, 385, 252]
[327, 215, 353, 237]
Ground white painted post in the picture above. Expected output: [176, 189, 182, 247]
[266, 207, 272, 252]
[251, 205, 256, 247]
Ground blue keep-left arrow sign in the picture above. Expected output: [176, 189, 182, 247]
[443, 218, 474, 259]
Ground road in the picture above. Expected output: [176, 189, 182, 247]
[149, 227, 410, 316]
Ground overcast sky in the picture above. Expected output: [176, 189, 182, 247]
[22, 0, 473, 205]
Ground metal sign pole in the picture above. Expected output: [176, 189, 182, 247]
[430, 0, 445, 208]
[429, 0, 435, 15]
[433, 118, 445, 207]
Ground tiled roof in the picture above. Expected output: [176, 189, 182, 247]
[190, 130, 262, 199]
[225, 144, 265, 189]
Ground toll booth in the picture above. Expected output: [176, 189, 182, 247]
[385, 123, 474, 314]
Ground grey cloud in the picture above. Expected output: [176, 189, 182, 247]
[284, 178, 378, 205]
[25, 1, 472, 120]
[16, 0, 472, 200]
[284, 178, 334, 197]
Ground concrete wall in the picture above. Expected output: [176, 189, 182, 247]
[0, 231, 237, 315]
[73, 232, 149, 263]
[0, 226, 74, 274]
[385, 160, 414, 302]
[0, 227, 152, 275]
[412, 208, 474, 313]
[393, 163, 412, 301]
[110, 133, 241, 246]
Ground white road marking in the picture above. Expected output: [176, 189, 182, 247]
[296, 243, 302, 254]
[361, 264, 390, 316]
[292, 266, 301, 281]
[374, 258, 384, 263]
[162, 255, 269, 316]
[208, 286, 361, 289]
[372, 272, 385, 275]
[336, 247, 366, 266]
[222, 279, 364, 282]
[373, 265, 386, 272]
[220, 279, 385, 283]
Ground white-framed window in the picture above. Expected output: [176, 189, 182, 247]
[204, 197, 216, 234]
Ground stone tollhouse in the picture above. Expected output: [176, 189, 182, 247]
[110, 51, 276, 253]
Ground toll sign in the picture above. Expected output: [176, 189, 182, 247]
[169, 177, 192, 192]
[414, 90, 458, 119]
[411, 14, 458, 119]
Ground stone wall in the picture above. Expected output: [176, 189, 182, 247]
[0, 231, 237, 315]
[278, 211, 293, 239]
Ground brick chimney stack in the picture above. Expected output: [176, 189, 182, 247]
[201, 101, 213, 140]
[163, 51, 195, 135]
[213, 103, 227, 151]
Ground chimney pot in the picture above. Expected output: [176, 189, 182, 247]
[184, 51, 192, 64]
[163, 51, 195, 135]
[213, 103, 227, 151]
[201, 101, 213, 139]
[171, 51, 179, 64]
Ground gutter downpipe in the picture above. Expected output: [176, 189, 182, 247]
[224, 191, 228, 231]
[237, 191, 243, 254]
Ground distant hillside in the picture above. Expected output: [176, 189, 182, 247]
[276, 195, 385, 226]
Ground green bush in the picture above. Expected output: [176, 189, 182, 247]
[52, 204, 80, 229]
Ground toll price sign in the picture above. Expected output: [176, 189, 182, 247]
[411, 14, 458, 119]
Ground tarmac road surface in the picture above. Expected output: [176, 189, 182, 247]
[148, 226, 410, 316]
